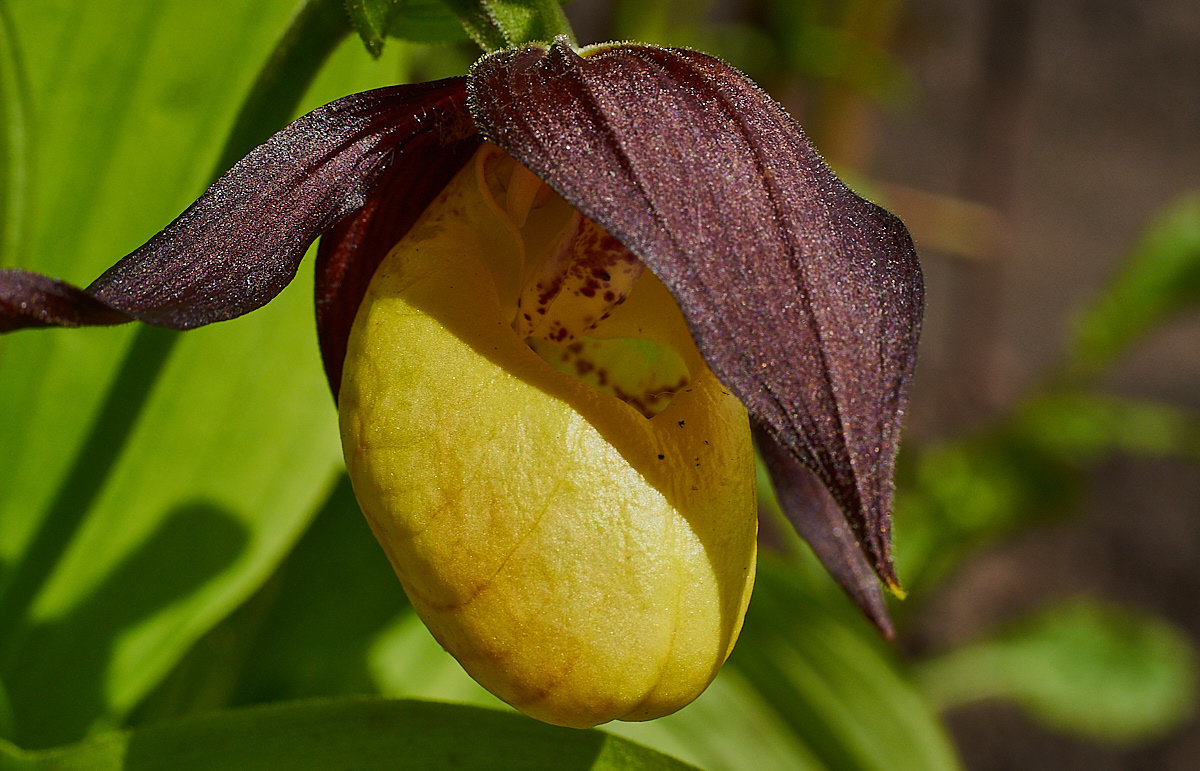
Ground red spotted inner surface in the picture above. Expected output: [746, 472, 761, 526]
[484, 146, 692, 420]
[516, 214, 644, 345]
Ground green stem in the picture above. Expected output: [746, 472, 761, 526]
[218, 0, 351, 172]
[439, 0, 576, 52]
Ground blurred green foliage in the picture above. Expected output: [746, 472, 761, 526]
[892, 184, 1200, 747]
[0, 0, 1196, 767]
[916, 601, 1198, 743]
[1068, 193, 1200, 378]
[610, 0, 912, 106]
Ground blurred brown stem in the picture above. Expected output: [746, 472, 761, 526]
[947, 0, 1034, 421]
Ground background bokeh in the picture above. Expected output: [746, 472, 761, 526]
[619, 0, 1200, 767]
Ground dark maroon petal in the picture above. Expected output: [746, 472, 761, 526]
[469, 41, 923, 602]
[0, 270, 130, 331]
[1, 78, 475, 335]
[755, 422, 894, 637]
[315, 132, 481, 396]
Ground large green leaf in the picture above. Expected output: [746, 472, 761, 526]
[0, 698, 694, 770]
[0, 0, 359, 748]
[96, 26, 465, 733]
[916, 600, 1198, 743]
[721, 558, 961, 771]
[0, 1, 30, 265]
[218, 476, 408, 710]
[0, 307, 341, 747]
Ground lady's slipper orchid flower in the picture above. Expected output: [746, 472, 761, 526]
[0, 40, 922, 726]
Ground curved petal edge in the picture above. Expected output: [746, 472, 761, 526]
[1, 78, 475, 336]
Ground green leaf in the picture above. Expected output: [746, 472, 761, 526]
[346, 0, 470, 52]
[916, 600, 1199, 743]
[0, 283, 342, 749]
[0, 0, 351, 748]
[222, 0, 352, 165]
[386, 0, 471, 43]
[437, 0, 575, 52]
[133, 107, 470, 704]
[344, 0, 395, 56]
[230, 475, 409, 707]
[1069, 192, 1200, 377]
[123, 475, 395, 723]
[0, 698, 695, 770]
[604, 668, 827, 770]
[0, 676, 12, 741]
[1013, 391, 1200, 462]
[661, 556, 960, 771]
[0, 1, 31, 267]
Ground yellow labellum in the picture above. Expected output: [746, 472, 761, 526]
[339, 144, 757, 727]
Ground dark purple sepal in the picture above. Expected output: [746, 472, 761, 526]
[0, 269, 130, 331]
[468, 41, 923, 600]
[315, 131, 481, 396]
[755, 422, 895, 637]
[1, 78, 476, 335]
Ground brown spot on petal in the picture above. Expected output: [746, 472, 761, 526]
[516, 215, 644, 346]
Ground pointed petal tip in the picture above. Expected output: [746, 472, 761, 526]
[1, 268, 132, 332]
[843, 564, 897, 641]
[756, 426, 898, 639]
[873, 607, 898, 643]
[873, 547, 906, 600]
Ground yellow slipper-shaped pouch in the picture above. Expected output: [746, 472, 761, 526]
[339, 143, 757, 728]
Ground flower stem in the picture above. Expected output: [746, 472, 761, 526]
[439, 0, 577, 52]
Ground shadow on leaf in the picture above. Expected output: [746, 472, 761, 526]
[2, 500, 248, 748]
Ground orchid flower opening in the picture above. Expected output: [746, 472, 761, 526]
[0, 39, 923, 727]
